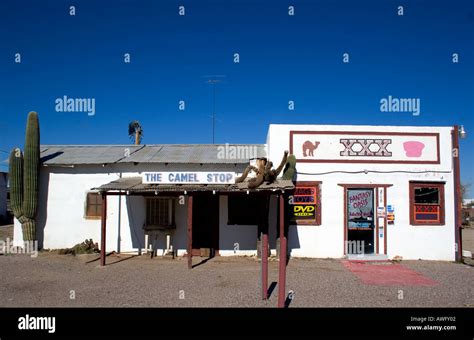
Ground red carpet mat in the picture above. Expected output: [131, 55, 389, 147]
[342, 260, 438, 286]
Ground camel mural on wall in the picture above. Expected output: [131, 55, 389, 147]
[302, 141, 320, 157]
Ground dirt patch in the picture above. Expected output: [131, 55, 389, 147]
[0, 224, 13, 241]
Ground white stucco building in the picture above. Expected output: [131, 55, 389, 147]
[14, 124, 461, 261]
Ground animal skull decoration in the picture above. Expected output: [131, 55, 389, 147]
[235, 151, 289, 189]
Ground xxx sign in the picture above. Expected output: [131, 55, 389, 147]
[340, 139, 392, 157]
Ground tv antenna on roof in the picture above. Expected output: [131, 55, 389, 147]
[203, 75, 227, 144]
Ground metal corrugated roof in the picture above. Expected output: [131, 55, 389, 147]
[93, 176, 294, 193]
[118, 144, 266, 164]
[41, 145, 144, 165]
[40, 144, 266, 165]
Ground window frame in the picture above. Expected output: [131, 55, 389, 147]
[289, 181, 322, 226]
[409, 181, 445, 226]
[85, 192, 102, 219]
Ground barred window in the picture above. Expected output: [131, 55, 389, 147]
[146, 197, 175, 227]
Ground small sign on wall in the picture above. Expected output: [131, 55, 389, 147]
[387, 205, 395, 224]
[377, 206, 386, 218]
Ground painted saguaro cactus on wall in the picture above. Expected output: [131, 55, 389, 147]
[9, 112, 40, 241]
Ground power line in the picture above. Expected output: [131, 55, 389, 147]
[297, 169, 452, 176]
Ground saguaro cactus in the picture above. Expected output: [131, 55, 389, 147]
[9, 148, 23, 218]
[9, 112, 40, 241]
[282, 154, 296, 181]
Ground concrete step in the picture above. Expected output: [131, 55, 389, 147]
[346, 254, 389, 261]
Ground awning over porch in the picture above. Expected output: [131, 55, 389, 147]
[92, 176, 295, 194]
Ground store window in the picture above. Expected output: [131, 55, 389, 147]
[288, 182, 321, 225]
[227, 195, 261, 225]
[146, 197, 175, 228]
[85, 192, 102, 218]
[409, 182, 445, 225]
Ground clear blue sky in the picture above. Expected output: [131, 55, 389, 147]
[0, 0, 473, 194]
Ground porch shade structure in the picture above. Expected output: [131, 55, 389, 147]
[92, 177, 294, 283]
[93, 176, 293, 306]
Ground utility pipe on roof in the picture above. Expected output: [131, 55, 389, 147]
[42, 164, 75, 168]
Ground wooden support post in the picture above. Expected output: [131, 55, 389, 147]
[100, 193, 107, 266]
[453, 126, 463, 262]
[278, 194, 287, 307]
[262, 232, 268, 300]
[187, 195, 193, 269]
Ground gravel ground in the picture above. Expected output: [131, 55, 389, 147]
[0, 253, 472, 307]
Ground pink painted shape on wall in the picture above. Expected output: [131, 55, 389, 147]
[403, 141, 425, 157]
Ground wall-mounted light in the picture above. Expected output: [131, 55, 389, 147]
[459, 125, 467, 139]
